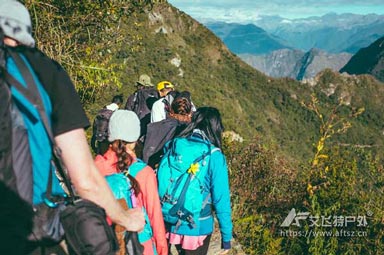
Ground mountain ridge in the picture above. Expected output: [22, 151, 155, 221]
[340, 36, 384, 82]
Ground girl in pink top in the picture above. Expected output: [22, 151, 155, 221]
[95, 110, 168, 255]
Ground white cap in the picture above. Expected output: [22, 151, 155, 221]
[108, 110, 140, 143]
[0, 0, 35, 47]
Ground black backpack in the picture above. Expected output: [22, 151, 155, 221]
[93, 108, 114, 142]
[143, 118, 187, 168]
[125, 87, 158, 120]
[125, 87, 158, 139]
[91, 108, 114, 155]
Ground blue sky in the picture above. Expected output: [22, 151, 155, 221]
[167, 0, 384, 21]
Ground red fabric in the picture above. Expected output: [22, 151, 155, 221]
[94, 148, 168, 255]
[94, 149, 119, 176]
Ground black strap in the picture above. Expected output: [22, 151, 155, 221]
[168, 150, 209, 216]
[4, 50, 76, 203]
[132, 91, 139, 113]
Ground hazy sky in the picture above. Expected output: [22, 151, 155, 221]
[167, 0, 384, 21]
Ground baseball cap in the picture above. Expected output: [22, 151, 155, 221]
[157, 81, 174, 92]
[108, 110, 140, 143]
[0, 0, 35, 47]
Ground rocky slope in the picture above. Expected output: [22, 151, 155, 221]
[240, 48, 351, 80]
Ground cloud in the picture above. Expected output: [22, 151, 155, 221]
[168, 0, 384, 21]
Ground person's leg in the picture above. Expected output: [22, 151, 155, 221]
[174, 244, 185, 255]
[183, 235, 211, 255]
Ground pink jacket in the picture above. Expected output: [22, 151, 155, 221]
[95, 149, 168, 255]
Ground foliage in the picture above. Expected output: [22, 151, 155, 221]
[224, 137, 303, 255]
[24, 0, 148, 105]
[226, 95, 383, 254]
[301, 95, 383, 255]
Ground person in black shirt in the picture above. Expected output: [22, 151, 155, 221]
[0, 1, 144, 253]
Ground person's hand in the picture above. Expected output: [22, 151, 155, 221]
[123, 207, 145, 232]
[157, 245, 168, 255]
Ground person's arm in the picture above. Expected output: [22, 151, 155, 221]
[136, 167, 168, 255]
[55, 128, 145, 232]
[210, 151, 233, 250]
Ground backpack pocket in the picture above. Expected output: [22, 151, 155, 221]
[60, 199, 118, 255]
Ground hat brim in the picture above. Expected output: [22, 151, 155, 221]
[136, 81, 154, 87]
[1, 24, 35, 47]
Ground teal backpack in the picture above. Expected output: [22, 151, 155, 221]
[105, 160, 154, 245]
[157, 134, 219, 235]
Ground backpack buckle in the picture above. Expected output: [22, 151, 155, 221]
[186, 215, 197, 229]
[161, 194, 172, 204]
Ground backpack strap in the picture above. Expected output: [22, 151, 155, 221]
[162, 97, 171, 115]
[4, 50, 76, 204]
[127, 159, 147, 177]
[0, 47, 16, 192]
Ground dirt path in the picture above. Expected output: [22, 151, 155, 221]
[31, 222, 246, 255]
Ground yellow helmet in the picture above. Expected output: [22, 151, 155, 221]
[157, 81, 174, 91]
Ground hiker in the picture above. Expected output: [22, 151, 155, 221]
[157, 107, 232, 255]
[95, 110, 168, 255]
[151, 80, 176, 123]
[0, 1, 144, 254]
[91, 94, 124, 155]
[106, 94, 124, 111]
[143, 92, 194, 169]
[125, 73, 159, 138]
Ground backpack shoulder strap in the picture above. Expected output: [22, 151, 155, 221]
[128, 159, 147, 177]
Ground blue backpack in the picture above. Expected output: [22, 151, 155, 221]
[157, 134, 220, 235]
[105, 160, 154, 245]
[0, 49, 65, 205]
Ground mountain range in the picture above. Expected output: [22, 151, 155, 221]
[205, 14, 384, 79]
[252, 13, 384, 53]
[207, 13, 384, 54]
[206, 22, 291, 55]
[239, 48, 352, 80]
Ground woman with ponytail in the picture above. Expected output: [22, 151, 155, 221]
[160, 107, 233, 255]
[95, 110, 168, 255]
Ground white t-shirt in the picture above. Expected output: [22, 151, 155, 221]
[150, 98, 167, 123]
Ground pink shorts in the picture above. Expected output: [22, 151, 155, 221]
[167, 232, 207, 250]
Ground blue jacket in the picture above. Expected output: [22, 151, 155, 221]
[166, 133, 233, 247]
